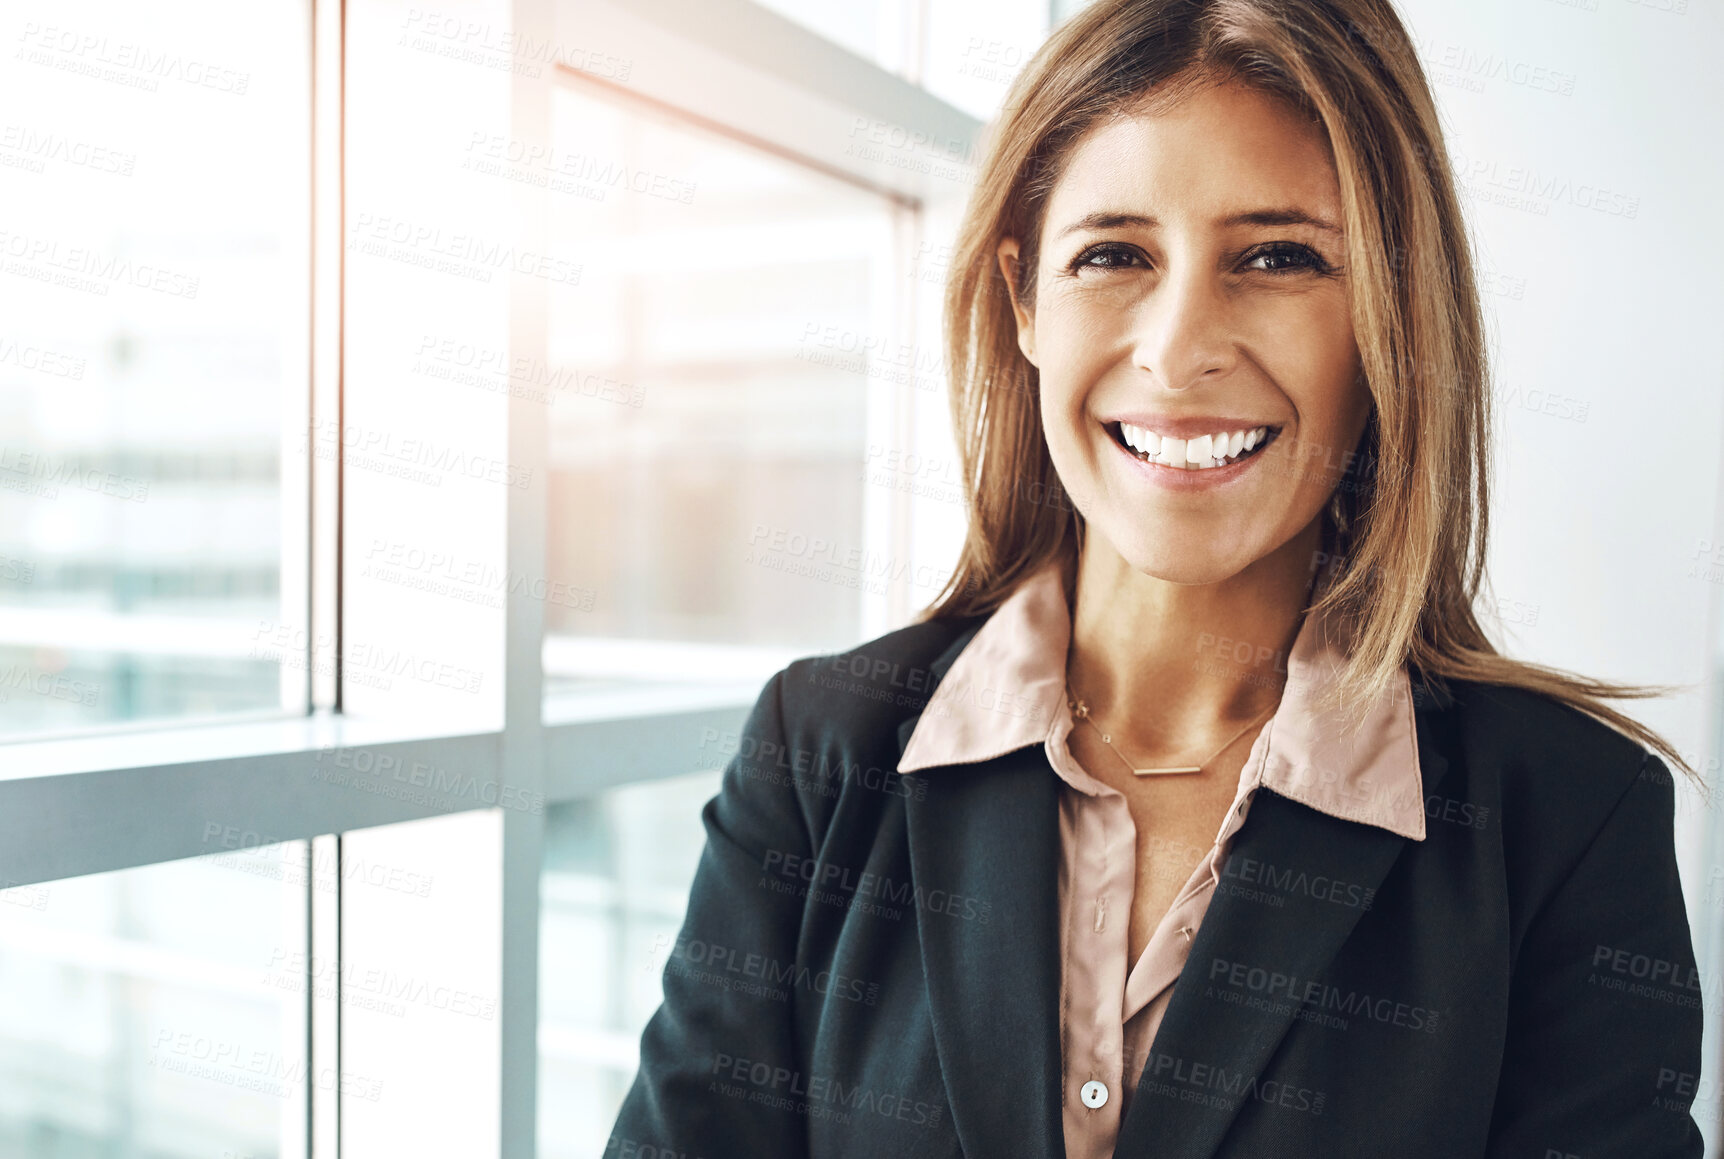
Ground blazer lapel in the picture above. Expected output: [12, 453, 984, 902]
[1110, 789, 1407, 1156]
[901, 742, 1066, 1159]
[1113, 686, 1456, 1158]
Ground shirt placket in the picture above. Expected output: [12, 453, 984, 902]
[1114, 737, 1269, 1121]
[1046, 721, 1135, 1159]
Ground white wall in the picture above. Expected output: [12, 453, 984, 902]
[1388, 3, 1724, 1137]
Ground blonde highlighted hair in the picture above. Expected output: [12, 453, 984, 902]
[918, 0, 1705, 792]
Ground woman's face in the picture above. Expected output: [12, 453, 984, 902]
[999, 80, 1371, 586]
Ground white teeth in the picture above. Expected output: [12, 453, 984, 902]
[1120, 422, 1162, 456]
[1118, 423, 1274, 470]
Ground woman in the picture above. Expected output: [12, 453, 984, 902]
[608, 0, 1707, 1155]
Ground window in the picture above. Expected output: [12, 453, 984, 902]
[0, 847, 309, 1157]
[538, 770, 719, 1158]
[6, 1, 1716, 1157]
[0, 0, 311, 738]
[0, 0, 990, 1152]
[540, 82, 907, 692]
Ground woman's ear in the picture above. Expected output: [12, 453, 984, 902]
[995, 237, 1038, 367]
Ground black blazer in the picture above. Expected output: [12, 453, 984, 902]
[608, 613, 1706, 1158]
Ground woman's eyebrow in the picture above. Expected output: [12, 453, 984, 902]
[1055, 211, 1157, 239]
[1054, 207, 1341, 239]
[1220, 207, 1342, 233]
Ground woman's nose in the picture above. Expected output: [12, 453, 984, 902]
[1129, 263, 1238, 391]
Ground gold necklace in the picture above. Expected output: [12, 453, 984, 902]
[1064, 684, 1277, 777]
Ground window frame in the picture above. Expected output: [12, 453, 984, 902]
[0, 1, 984, 1155]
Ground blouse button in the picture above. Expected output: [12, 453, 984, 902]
[1081, 1080, 1109, 1109]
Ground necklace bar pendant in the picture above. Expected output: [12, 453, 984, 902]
[1133, 765, 1204, 777]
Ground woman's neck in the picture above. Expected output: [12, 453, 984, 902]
[1064, 517, 1322, 759]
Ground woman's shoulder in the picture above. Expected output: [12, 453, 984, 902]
[772, 613, 989, 742]
[1437, 677, 1655, 780]
[1432, 675, 1675, 873]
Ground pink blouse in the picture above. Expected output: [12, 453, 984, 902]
[897, 560, 1428, 1159]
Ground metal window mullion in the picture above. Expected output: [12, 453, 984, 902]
[500, 1, 554, 1155]
[309, 0, 345, 716]
[0, 705, 768, 888]
[0, 729, 504, 889]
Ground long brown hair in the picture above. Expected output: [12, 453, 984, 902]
[918, 0, 1706, 793]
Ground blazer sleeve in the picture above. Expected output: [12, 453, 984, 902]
[1485, 750, 1706, 1158]
[606, 668, 815, 1159]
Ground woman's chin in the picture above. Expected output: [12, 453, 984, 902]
[1112, 546, 1259, 588]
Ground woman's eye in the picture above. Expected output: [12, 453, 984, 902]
[1244, 243, 1331, 274]
[1070, 243, 1144, 272]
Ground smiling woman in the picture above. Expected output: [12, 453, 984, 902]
[608, 1, 1709, 1156]
[997, 82, 1368, 562]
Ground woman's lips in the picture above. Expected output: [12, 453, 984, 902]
[1107, 420, 1283, 472]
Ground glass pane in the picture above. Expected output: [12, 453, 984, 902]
[919, 0, 1053, 122]
[0, 845, 308, 1157]
[0, 0, 310, 738]
[750, 0, 1051, 123]
[542, 83, 904, 700]
[751, 0, 917, 75]
[538, 769, 721, 1159]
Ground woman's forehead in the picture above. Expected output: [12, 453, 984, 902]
[1045, 85, 1342, 232]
